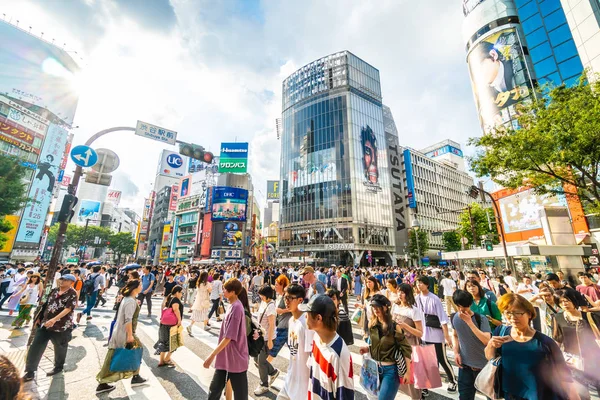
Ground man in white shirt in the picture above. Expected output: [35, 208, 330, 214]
[0, 265, 16, 309]
[516, 275, 538, 300]
[277, 284, 313, 400]
[440, 272, 458, 314]
[503, 270, 518, 293]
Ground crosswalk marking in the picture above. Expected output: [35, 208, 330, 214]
[122, 360, 172, 400]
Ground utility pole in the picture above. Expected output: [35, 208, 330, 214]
[467, 205, 478, 250]
[80, 218, 91, 260]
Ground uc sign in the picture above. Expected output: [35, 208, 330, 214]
[167, 154, 183, 168]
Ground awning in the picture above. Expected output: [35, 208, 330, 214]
[576, 233, 590, 245]
[442, 243, 592, 260]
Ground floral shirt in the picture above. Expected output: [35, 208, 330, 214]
[42, 287, 77, 332]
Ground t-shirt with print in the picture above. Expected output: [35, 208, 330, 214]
[214, 300, 248, 373]
[451, 312, 491, 369]
[307, 333, 354, 400]
[278, 313, 314, 400]
[41, 287, 78, 332]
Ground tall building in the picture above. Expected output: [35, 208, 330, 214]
[559, 0, 600, 77]
[279, 51, 396, 266]
[148, 185, 173, 264]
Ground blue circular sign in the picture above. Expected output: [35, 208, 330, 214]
[166, 153, 183, 168]
[70, 145, 98, 168]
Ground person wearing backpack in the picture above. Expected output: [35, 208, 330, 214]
[450, 290, 492, 400]
[77, 266, 105, 324]
[464, 279, 502, 329]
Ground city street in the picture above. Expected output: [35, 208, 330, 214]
[1, 287, 469, 400]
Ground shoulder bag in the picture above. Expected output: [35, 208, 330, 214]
[418, 296, 442, 329]
[160, 298, 178, 326]
[474, 325, 508, 400]
[392, 323, 409, 379]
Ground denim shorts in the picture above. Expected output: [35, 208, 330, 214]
[269, 328, 288, 358]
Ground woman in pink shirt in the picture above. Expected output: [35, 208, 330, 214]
[203, 278, 248, 400]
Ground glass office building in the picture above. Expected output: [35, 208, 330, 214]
[279, 51, 396, 266]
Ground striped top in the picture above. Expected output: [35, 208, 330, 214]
[307, 333, 354, 400]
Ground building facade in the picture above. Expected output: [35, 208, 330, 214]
[559, 0, 600, 77]
[279, 51, 396, 266]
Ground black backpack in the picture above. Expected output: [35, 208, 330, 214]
[82, 274, 99, 296]
[246, 310, 265, 357]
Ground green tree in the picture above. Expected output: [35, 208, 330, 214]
[408, 230, 429, 264]
[442, 230, 462, 252]
[108, 232, 136, 263]
[469, 76, 600, 213]
[46, 224, 111, 252]
[458, 203, 498, 248]
[0, 154, 29, 248]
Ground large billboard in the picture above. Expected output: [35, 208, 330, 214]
[467, 28, 534, 132]
[267, 180, 280, 200]
[157, 149, 189, 179]
[219, 142, 248, 173]
[212, 222, 243, 247]
[288, 147, 336, 189]
[77, 200, 102, 224]
[0, 21, 81, 123]
[188, 156, 219, 174]
[211, 187, 248, 221]
[498, 188, 567, 234]
[0, 215, 20, 253]
[359, 125, 382, 193]
[16, 123, 69, 243]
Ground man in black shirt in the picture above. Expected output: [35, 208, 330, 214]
[163, 274, 177, 297]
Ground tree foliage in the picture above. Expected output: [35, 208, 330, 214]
[442, 230, 462, 252]
[108, 232, 136, 263]
[469, 76, 600, 214]
[408, 230, 429, 263]
[0, 154, 29, 247]
[458, 203, 499, 248]
[47, 223, 111, 249]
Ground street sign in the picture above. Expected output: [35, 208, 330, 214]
[431, 231, 443, 236]
[71, 145, 98, 168]
[135, 120, 177, 145]
[67, 257, 79, 263]
[92, 148, 120, 174]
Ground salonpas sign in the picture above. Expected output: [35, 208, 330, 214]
[219, 142, 248, 173]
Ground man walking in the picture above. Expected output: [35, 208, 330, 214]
[138, 266, 156, 317]
[0, 265, 15, 309]
[76, 266, 105, 324]
[23, 274, 78, 381]
[335, 269, 349, 314]
[299, 267, 325, 300]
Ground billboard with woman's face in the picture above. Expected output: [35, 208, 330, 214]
[467, 28, 534, 132]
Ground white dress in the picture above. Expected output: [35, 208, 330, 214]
[191, 282, 211, 322]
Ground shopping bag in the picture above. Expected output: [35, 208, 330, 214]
[351, 308, 362, 324]
[109, 347, 143, 372]
[412, 344, 442, 390]
[399, 360, 415, 385]
[218, 301, 225, 315]
[169, 325, 184, 352]
[359, 355, 380, 397]
[474, 356, 503, 399]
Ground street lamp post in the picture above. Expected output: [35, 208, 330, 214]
[411, 219, 421, 268]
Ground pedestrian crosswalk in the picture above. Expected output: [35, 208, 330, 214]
[0, 289, 472, 400]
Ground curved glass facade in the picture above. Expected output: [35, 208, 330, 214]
[279, 51, 395, 266]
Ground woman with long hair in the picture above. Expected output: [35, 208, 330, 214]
[253, 285, 279, 396]
[354, 270, 363, 298]
[464, 279, 502, 329]
[267, 274, 291, 363]
[394, 283, 423, 399]
[326, 288, 354, 345]
[359, 294, 412, 400]
[154, 285, 183, 367]
[356, 276, 381, 339]
[188, 271, 212, 335]
[384, 278, 400, 304]
[96, 280, 146, 394]
[11, 273, 43, 328]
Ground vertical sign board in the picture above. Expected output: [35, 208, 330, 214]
[266, 180, 280, 200]
[16, 123, 69, 243]
[170, 217, 179, 259]
[0, 215, 20, 253]
[403, 149, 417, 209]
[169, 185, 179, 211]
[219, 142, 248, 173]
[386, 132, 408, 253]
[106, 190, 122, 207]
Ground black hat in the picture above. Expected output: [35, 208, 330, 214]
[370, 294, 391, 308]
[299, 294, 336, 318]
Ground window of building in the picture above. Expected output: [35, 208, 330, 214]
[534, 56, 558, 77]
[530, 41, 553, 63]
[558, 56, 584, 80]
[522, 13, 544, 35]
[539, 0, 562, 17]
[526, 27, 549, 48]
[519, 1, 539, 20]
[542, 9, 567, 31]
[554, 39, 579, 63]
[548, 24, 572, 47]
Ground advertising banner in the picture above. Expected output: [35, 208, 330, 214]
[267, 180, 280, 200]
[180, 177, 190, 197]
[142, 198, 151, 221]
[169, 185, 179, 211]
[359, 125, 382, 193]
[211, 222, 243, 247]
[188, 156, 219, 174]
[498, 188, 567, 234]
[5, 106, 47, 137]
[157, 149, 189, 178]
[386, 132, 408, 251]
[0, 21, 81, 123]
[77, 199, 102, 225]
[404, 149, 417, 209]
[16, 123, 68, 243]
[219, 142, 248, 173]
[0, 215, 20, 253]
[0, 118, 36, 145]
[106, 190, 122, 206]
[170, 217, 179, 259]
[425, 145, 463, 159]
[190, 170, 207, 196]
[289, 147, 336, 189]
[211, 187, 248, 221]
[467, 28, 534, 132]
[61, 175, 72, 187]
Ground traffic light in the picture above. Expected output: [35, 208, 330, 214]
[179, 142, 214, 164]
[485, 240, 493, 251]
[57, 194, 78, 223]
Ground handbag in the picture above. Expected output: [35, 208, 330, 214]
[160, 299, 178, 325]
[418, 297, 442, 329]
[351, 308, 362, 324]
[19, 291, 30, 305]
[392, 323, 408, 379]
[359, 355, 380, 397]
[474, 325, 508, 399]
[169, 325, 184, 352]
[412, 343, 442, 389]
[218, 301, 225, 315]
[110, 347, 143, 372]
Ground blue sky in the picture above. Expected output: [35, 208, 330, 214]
[2, 0, 482, 215]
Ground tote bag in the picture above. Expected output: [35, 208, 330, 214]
[109, 347, 143, 372]
[412, 344, 442, 389]
[359, 355, 380, 397]
[474, 325, 508, 400]
[169, 325, 184, 352]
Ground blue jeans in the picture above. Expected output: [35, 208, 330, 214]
[83, 291, 98, 316]
[458, 365, 483, 400]
[378, 364, 400, 400]
[269, 328, 288, 357]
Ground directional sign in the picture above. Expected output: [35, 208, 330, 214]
[135, 120, 177, 145]
[71, 145, 98, 168]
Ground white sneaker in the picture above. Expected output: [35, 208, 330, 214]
[268, 369, 280, 386]
[253, 386, 269, 396]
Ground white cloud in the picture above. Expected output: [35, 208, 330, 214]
[4, 0, 484, 217]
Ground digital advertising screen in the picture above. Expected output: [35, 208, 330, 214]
[498, 189, 567, 233]
[467, 28, 534, 132]
[289, 147, 336, 189]
[212, 222, 243, 247]
[77, 199, 102, 224]
[211, 186, 248, 221]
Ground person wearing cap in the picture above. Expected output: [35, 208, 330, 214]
[359, 294, 411, 400]
[23, 274, 78, 382]
[299, 266, 325, 300]
[301, 294, 354, 399]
